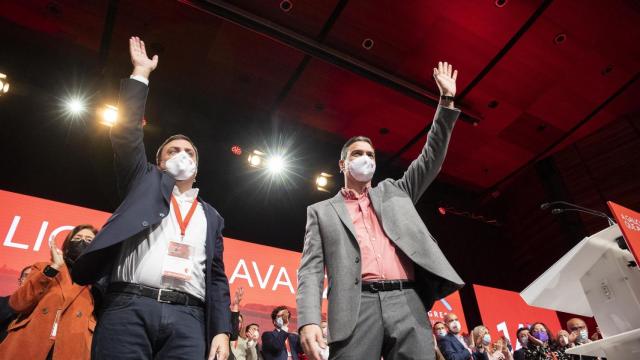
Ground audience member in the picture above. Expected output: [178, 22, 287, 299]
[0, 225, 97, 359]
[438, 313, 474, 360]
[262, 305, 302, 360]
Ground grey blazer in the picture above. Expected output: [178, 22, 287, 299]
[296, 106, 465, 343]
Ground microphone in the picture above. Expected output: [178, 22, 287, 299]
[548, 207, 616, 226]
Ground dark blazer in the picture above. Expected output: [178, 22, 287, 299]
[261, 329, 302, 360]
[71, 79, 232, 350]
[513, 348, 525, 360]
[437, 333, 473, 360]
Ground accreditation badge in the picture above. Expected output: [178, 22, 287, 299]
[161, 240, 193, 281]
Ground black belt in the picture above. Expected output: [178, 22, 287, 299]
[362, 280, 415, 293]
[108, 282, 204, 307]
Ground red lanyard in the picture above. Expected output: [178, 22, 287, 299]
[171, 195, 199, 239]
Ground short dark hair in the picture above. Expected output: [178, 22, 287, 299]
[155, 134, 199, 165]
[433, 321, 445, 328]
[516, 327, 529, 337]
[245, 323, 259, 333]
[271, 305, 289, 321]
[340, 136, 373, 161]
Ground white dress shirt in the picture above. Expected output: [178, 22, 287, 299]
[112, 186, 208, 300]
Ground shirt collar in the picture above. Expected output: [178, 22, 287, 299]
[172, 186, 199, 201]
[340, 186, 370, 200]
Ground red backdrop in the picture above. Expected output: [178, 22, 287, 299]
[474, 284, 563, 350]
[0, 189, 466, 334]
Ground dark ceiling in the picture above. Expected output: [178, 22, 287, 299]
[1, 0, 639, 255]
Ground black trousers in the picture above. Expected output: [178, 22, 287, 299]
[92, 292, 206, 360]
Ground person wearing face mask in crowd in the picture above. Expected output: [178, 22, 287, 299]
[0, 265, 31, 343]
[297, 61, 464, 360]
[513, 328, 529, 360]
[438, 313, 474, 360]
[262, 306, 303, 360]
[524, 322, 556, 360]
[553, 330, 573, 360]
[432, 321, 448, 360]
[0, 225, 97, 359]
[70, 37, 232, 360]
[565, 318, 598, 360]
[471, 325, 511, 360]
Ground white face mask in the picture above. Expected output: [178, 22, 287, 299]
[346, 155, 376, 182]
[275, 317, 284, 328]
[578, 329, 588, 342]
[482, 334, 491, 345]
[436, 329, 448, 338]
[448, 320, 461, 334]
[519, 336, 529, 346]
[164, 151, 197, 180]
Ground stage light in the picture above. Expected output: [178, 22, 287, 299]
[438, 207, 447, 215]
[0, 73, 9, 95]
[316, 172, 333, 192]
[65, 97, 86, 116]
[266, 155, 287, 174]
[248, 150, 266, 168]
[231, 145, 242, 156]
[99, 104, 118, 127]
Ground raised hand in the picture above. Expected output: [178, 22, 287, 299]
[231, 286, 244, 312]
[49, 240, 65, 270]
[433, 61, 458, 97]
[129, 36, 158, 79]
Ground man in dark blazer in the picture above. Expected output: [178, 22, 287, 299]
[297, 62, 464, 360]
[437, 313, 473, 360]
[513, 327, 529, 360]
[261, 306, 302, 360]
[71, 37, 231, 360]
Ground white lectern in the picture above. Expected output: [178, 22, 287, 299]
[521, 225, 640, 359]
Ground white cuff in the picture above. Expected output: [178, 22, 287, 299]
[129, 75, 149, 86]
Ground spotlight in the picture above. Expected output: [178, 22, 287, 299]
[248, 150, 266, 168]
[0, 73, 9, 95]
[231, 145, 242, 156]
[266, 155, 287, 174]
[65, 97, 86, 116]
[99, 104, 118, 127]
[316, 172, 333, 192]
[438, 207, 447, 215]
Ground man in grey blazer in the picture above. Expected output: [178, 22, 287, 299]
[296, 62, 465, 360]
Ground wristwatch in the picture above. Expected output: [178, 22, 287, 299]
[440, 95, 455, 102]
[43, 265, 60, 278]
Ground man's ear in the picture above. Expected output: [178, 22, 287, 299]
[339, 159, 345, 173]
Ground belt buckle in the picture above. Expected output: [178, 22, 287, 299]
[157, 289, 172, 304]
[369, 282, 379, 293]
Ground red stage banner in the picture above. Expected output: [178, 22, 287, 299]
[608, 201, 640, 265]
[474, 284, 562, 350]
[1, 189, 465, 333]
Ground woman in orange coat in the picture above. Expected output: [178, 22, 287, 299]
[0, 224, 97, 359]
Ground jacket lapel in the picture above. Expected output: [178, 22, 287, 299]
[368, 187, 383, 222]
[160, 171, 176, 204]
[328, 193, 357, 241]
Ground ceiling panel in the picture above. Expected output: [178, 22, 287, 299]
[276, 59, 436, 156]
[224, 0, 339, 39]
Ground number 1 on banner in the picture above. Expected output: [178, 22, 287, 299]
[496, 321, 510, 345]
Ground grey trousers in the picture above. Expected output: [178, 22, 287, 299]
[329, 288, 435, 360]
